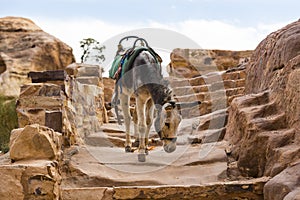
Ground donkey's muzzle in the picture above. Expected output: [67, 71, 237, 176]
[163, 141, 176, 153]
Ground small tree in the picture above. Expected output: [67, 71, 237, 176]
[80, 38, 105, 64]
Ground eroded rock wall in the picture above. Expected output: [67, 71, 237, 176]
[0, 16, 75, 96]
[168, 48, 252, 78]
[64, 63, 107, 143]
[0, 124, 62, 200]
[224, 19, 300, 200]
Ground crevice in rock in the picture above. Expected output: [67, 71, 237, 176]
[0, 55, 6, 75]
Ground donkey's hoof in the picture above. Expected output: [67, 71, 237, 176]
[125, 146, 132, 153]
[145, 148, 149, 155]
[138, 153, 146, 162]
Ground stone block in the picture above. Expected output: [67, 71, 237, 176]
[76, 77, 101, 86]
[45, 110, 62, 132]
[0, 160, 61, 200]
[28, 70, 65, 83]
[9, 124, 62, 161]
[65, 63, 102, 77]
[20, 83, 62, 97]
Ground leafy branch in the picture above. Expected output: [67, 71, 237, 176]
[80, 38, 105, 64]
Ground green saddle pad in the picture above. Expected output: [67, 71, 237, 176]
[109, 46, 162, 79]
[109, 55, 122, 79]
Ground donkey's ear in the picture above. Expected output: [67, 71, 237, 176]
[175, 100, 201, 109]
[169, 100, 176, 108]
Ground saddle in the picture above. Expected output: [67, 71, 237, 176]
[109, 37, 162, 81]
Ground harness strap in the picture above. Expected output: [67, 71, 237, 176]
[157, 130, 177, 142]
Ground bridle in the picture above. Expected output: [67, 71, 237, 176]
[158, 133, 177, 143]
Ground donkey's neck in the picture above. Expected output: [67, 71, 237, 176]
[146, 83, 171, 106]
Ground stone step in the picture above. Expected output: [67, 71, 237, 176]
[258, 128, 297, 176]
[85, 132, 124, 148]
[250, 112, 287, 131]
[177, 108, 228, 136]
[61, 177, 269, 200]
[233, 90, 270, 108]
[239, 100, 279, 119]
[231, 128, 295, 178]
[267, 142, 300, 176]
[168, 70, 245, 88]
[170, 78, 245, 94]
[179, 101, 212, 118]
[227, 94, 245, 104]
[172, 85, 209, 96]
[195, 111, 228, 131]
[174, 87, 245, 103]
[188, 127, 227, 144]
[222, 70, 246, 80]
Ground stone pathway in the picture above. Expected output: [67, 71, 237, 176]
[62, 122, 228, 188]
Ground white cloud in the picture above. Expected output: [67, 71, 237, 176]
[31, 17, 291, 63]
[33, 17, 138, 63]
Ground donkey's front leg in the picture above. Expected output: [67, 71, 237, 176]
[120, 94, 132, 152]
[136, 98, 147, 162]
[145, 100, 154, 155]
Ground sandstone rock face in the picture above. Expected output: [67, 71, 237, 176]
[64, 63, 107, 144]
[264, 161, 300, 200]
[9, 124, 62, 161]
[224, 20, 300, 200]
[16, 83, 65, 130]
[0, 160, 61, 200]
[16, 64, 107, 146]
[0, 16, 75, 96]
[245, 20, 300, 131]
[168, 48, 252, 78]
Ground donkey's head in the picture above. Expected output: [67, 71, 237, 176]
[154, 99, 201, 153]
[154, 101, 181, 153]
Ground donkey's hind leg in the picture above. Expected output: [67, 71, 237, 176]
[130, 105, 139, 148]
[120, 94, 132, 152]
[136, 97, 147, 162]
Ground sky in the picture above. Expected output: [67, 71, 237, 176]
[1, 0, 300, 68]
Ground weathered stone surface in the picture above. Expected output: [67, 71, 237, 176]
[9, 124, 62, 161]
[28, 70, 66, 83]
[0, 160, 61, 200]
[65, 63, 102, 78]
[0, 165, 24, 199]
[168, 48, 252, 78]
[64, 63, 106, 143]
[0, 16, 75, 96]
[62, 187, 113, 200]
[60, 176, 268, 200]
[113, 177, 268, 200]
[245, 19, 300, 132]
[224, 19, 300, 191]
[264, 161, 300, 200]
[16, 83, 65, 129]
[225, 90, 299, 178]
[45, 111, 62, 132]
[61, 141, 228, 188]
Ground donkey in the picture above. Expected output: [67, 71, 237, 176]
[112, 46, 200, 162]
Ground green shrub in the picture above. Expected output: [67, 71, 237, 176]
[0, 95, 18, 153]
